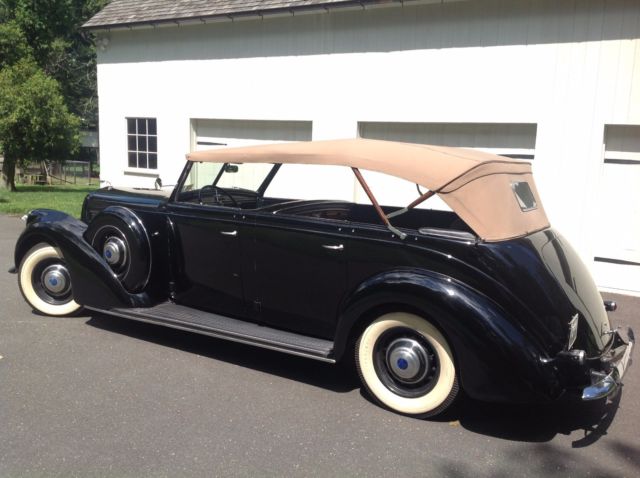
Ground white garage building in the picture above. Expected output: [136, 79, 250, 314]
[85, 0, 640, 294]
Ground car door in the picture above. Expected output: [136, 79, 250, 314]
[247, 211, 349, 339]
[167, 201, 249, 318]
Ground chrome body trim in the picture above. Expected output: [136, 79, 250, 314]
[567, 313, 579, 350]
[322, 244, 344, 251]
[582, 327, 634, 401]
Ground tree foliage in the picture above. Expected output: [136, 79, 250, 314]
[0, 0, 106, 190]
[0, 59, 80, 191]
[0, 0, 108, 127]
[0, 20, 31, 70]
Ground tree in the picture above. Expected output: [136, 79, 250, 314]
[0, 59, 80, 191]
[0, 0, 109, 128]
[0, 20, 31, 70]
[0, 1, 106, 190]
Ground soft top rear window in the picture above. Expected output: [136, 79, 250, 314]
[511, 181, 537, 211]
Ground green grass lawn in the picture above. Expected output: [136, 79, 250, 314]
[0, 184, 98, 218]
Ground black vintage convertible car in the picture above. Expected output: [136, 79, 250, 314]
[11, 139, 634, 418]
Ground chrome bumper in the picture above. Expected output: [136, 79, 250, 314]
[582, 327, 634, 400]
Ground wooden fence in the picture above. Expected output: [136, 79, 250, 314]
[16, 161, 98, 185]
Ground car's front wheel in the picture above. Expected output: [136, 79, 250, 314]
[18, 243, 82, 316]
[356, 312, 459, 418]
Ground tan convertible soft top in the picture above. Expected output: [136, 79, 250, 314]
[187, 139, 549, 241]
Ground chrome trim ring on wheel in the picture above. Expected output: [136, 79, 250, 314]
[90, 224, 131, 279]
[386, 338, 430, 384]
[372, 327, 440, 399]
[103, 236, 127, 267]
[40, 264, 71, 297]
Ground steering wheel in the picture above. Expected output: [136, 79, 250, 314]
[198, 185, 239, 207]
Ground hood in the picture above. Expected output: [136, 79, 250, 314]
[81, 187, 168, 223]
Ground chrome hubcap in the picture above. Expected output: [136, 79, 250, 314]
[386, 338, 430, 384]
[41, 264, 71, 297]
[103, 236, 127, 267]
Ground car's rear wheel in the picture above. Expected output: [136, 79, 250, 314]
[356, 312, 459, 418]
[18, 243, 82, 316]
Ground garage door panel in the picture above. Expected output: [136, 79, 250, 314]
[358, 121, 538, 211]
[193, 118, 314, 198]
[359, 122, 537, 155]
[592, 125, 640, 292]
[194, 118, 312, 148]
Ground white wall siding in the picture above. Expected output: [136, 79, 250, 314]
[96, 0, 640, 292]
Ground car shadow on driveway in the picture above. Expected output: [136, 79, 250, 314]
[439, 391, 622, 445]
[87, 312, 622, 445]
[85, 313, 359, 393]
[357, 384, 621, 445]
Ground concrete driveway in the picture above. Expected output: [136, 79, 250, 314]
[0, 214, 638, 477]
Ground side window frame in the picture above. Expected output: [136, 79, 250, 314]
[126, 117, 158, 169]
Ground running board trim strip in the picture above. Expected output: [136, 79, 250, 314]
[86, 306, 336, 364]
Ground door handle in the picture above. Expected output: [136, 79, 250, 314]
[221, 230, 238, 236]
[322, 244, 344, 251]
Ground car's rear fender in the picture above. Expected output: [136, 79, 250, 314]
[14, 209, 152, 309]
[335, 269, 563, 402]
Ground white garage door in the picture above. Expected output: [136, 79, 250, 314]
[193, 118, 354, 201]
[193, 118, 312, 151]
[359, 122, 537, 159]
[592, 125, 640, 294]
[358, 121, 538, 210]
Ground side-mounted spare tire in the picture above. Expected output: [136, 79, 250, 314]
[85, 206, 151, 293]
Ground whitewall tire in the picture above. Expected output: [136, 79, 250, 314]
[356, 312, 459, 418]
[18, 243, 82, 316]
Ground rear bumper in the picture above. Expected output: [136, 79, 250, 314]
[582, 327, 634, 400]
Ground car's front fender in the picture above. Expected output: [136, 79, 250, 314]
[14, 209, 152, 309]
[335, 269, 563, 403]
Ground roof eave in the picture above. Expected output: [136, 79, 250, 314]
[82, 0, 409, 32]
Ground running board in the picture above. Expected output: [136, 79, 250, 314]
[87, 302, 336, 363]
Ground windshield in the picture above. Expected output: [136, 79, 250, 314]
[215, 163, 274, 192]
[179, 162, 275, 196]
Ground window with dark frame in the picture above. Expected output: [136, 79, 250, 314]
[511, 181, 537, 211]
[127, 118, 158, 169]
